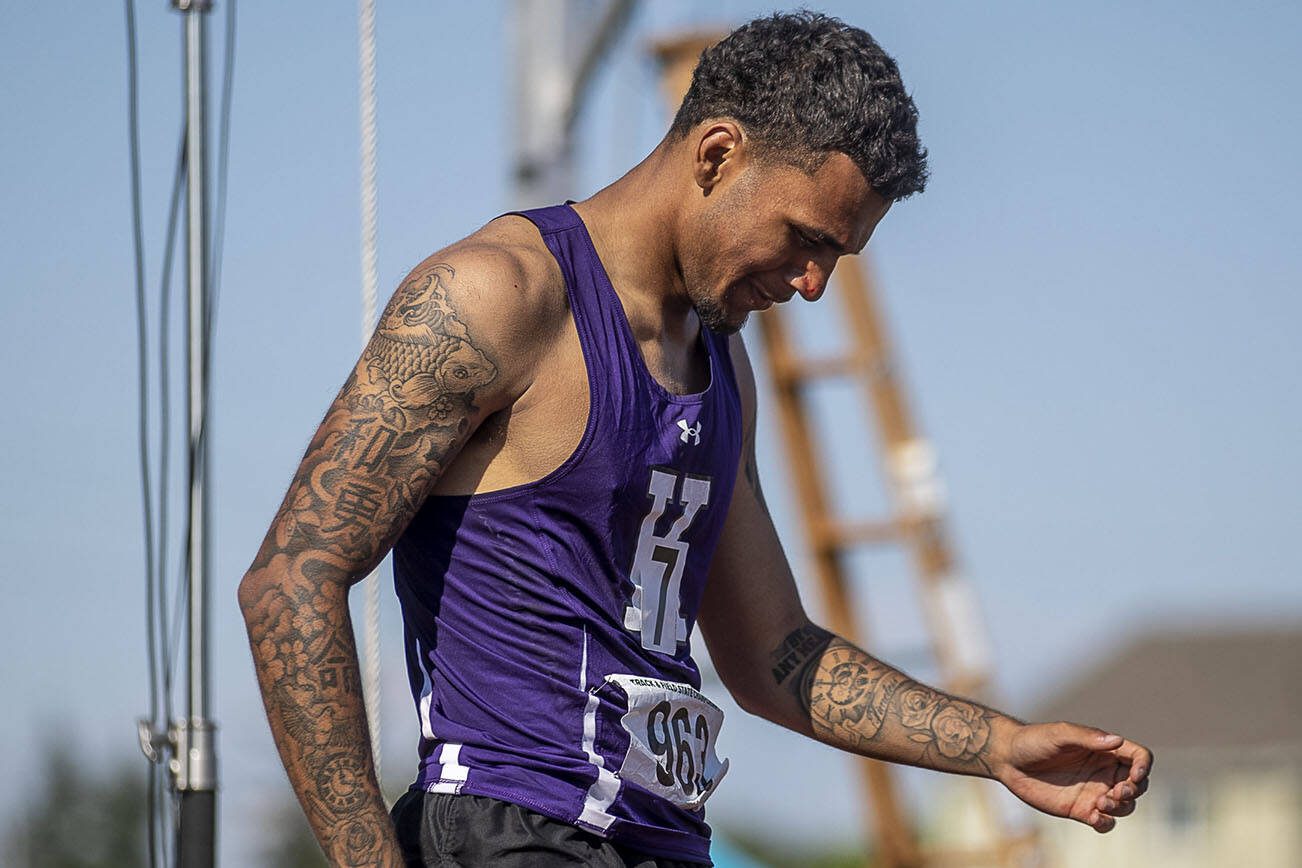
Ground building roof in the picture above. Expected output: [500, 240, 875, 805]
[1031, 625, 1302, 755]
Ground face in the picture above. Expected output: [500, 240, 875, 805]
[680, 138, 892, 335]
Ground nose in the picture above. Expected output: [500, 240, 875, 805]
[786, 256, 836, 302]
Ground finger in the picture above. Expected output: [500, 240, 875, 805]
[1123, 743, 1154, 784]
[1108, 777, 1149, 801]
[1052, 721, 1124, 751]
[1105, 738, 1154, 779]
[1096, 796, 1136, 818]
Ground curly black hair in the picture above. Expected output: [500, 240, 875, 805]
[668, 11, 929, 201]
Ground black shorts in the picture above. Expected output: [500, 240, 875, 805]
[390, 789, 710, 868]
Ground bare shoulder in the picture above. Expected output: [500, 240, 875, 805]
[435, 214, 565, 317]
[379, 215, 566, 414]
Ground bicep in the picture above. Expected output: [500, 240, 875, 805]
[697, 336, 812, 710]
[245, 253, 529, 590]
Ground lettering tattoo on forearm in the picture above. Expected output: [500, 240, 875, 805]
[771, 630, 996, 774]
[242, 262, 498, 863]
[769, 623, 833, 715]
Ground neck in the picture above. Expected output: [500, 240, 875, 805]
[571, 142, 696, 341]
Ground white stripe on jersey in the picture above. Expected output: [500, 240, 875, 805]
[577, 626, 619, 831]
[426, 742, 469, 794]
[416, 639, 436, 741]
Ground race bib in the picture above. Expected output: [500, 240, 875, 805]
[605, 674, 730, 810]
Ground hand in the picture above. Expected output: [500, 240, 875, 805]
[993, 720, 1153, 832]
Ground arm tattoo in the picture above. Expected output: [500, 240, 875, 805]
[772, 634, 996, 775]
[241, 262, 498, 864]
[807, 642, 911, 749]
[770, 624, 833, 715]
[252, 263, 497, 575]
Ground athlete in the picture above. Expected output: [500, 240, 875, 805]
[239, 12, 1152, 867]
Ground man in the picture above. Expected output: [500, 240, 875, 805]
[239, 11, 1152, 867]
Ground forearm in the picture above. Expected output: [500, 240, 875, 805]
[240, 572, 402, 867]
[233, 257, 514, 864]
[769, 623, 1020, 779]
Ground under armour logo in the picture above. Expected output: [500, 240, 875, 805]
[677, 419, 702, 445]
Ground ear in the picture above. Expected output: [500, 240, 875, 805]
[692, 121, 746, 194]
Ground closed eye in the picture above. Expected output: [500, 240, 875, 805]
[792, 226, 819, 248]
[791, 222, 853, 256]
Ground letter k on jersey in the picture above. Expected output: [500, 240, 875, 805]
[624, 468, 712, 653]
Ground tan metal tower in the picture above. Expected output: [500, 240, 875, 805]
[652, 32, 1039, 868]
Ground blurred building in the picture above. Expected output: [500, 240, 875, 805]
[1031, 626, 1302, 868]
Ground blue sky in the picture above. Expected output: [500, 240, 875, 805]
[3, 1, 1300, 862]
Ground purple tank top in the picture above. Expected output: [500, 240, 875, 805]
[393, 204, 743, 863]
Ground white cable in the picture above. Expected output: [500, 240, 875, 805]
[357, 0, 383, 790]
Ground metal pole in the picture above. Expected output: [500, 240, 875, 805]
[510, 0, 637, 207]
[511, 0, 574, 207]
[173, 1, 217, 866]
